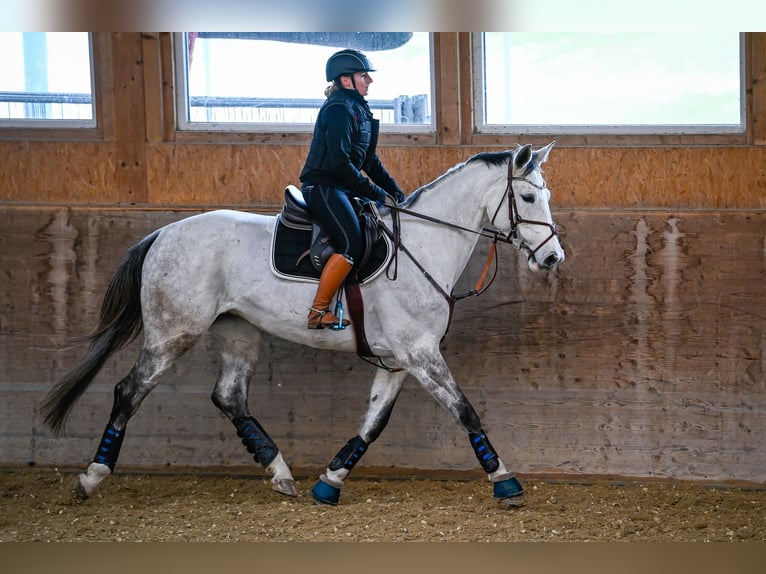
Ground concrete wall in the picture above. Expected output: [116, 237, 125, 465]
[2, 205, 764, 483]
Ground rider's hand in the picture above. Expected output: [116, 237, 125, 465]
[393, 188, 405, 204]
[384, 193, 399, 208]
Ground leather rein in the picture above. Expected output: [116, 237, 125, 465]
[379, 158, 559, 308]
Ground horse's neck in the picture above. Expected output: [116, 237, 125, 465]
[402, 162, 504, 289]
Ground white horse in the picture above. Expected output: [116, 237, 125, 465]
[40, 142, 564, 506]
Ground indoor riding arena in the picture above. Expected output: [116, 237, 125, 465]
[1, 31, 766, 547]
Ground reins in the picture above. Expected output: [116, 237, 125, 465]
[362, 156, 559, 371]
[379, 157, 559, 304]
[378, 205, 509, 303]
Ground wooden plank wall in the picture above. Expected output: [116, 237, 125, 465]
[1, 33, 765, 483]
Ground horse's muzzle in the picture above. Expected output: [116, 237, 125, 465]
[543, 252, 563, 269]
[529, 245, 565, 271]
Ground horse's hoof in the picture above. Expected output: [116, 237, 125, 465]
[272, 479, 298, 497]
[493, 475, 525, 506]
[499, 492, 527, 507]
[310, 478, 341, 506]
[71, 475, 91, 500]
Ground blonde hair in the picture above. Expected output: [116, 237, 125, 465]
[324, 82, 341, 98]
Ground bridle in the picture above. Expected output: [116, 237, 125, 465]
[366, 156, 560, 371]
[377, 154, 560, 309]
[490, 161, 559, 263]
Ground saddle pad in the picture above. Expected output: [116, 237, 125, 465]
[270, 216, 393, 284]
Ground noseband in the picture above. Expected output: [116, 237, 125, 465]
[490, 161, 559, 262]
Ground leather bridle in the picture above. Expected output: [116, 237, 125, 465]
[380, 156, 559, 301]
[490, 161, 559, 263]
[363, 158, 560, 371]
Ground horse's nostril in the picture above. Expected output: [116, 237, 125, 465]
[544, 253, 559, 267]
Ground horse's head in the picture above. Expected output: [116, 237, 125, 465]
[492, 142, 565, 272]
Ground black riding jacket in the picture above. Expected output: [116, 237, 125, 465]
[299, 88, 402, 203]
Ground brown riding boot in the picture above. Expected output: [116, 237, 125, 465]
[308, 253, 353, 329]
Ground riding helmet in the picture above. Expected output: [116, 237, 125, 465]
[325, 49, 376, 82]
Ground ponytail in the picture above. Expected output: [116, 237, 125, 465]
[324, 82, 341, 98]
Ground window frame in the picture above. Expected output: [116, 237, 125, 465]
[0, 32, 115, 142]
[469, 32, 749, 143]
[0, 32, 102, 137]
[172, 32, 437, 137]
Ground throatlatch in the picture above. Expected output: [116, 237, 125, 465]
[469, 430, 500, 473]
[233, 416, 278, 468]
[93, 423, 125, 472]
[328, 435, 368, 472]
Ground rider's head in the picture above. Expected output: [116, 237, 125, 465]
[325, 49, 375, 97]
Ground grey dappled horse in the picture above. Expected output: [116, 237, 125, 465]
[41, 142, 564, 506]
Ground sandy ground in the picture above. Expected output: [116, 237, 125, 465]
[0, 467, 764, 542]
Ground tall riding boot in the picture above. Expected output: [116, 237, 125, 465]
[308, 253, 353, 329]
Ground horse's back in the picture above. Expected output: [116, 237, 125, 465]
[156, 209, 275, 253]
[138, 210, 277, 332]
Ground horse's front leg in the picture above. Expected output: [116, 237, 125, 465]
[406, 343, 525, 506]
[311, 368, 408, 505]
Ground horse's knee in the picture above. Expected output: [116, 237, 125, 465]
[109, 375, 141, 423]
[211, 359, 253, 418]
[211, 381, 249, 418]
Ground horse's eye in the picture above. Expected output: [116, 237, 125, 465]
[521, 193, 535, 203]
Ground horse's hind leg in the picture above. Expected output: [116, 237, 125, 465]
[76, 334, 199, 498]
[209, 315, 297, 497]
[311, 368, 408, 505]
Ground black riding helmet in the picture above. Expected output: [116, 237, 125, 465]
[325, 49, 376, 82]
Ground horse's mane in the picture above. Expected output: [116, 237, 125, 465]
[404, 149, 514, 206]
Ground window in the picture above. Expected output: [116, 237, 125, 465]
[476, 32, 743, 134]
[175, 32, 433, 132]
[0, 32, 95, 127]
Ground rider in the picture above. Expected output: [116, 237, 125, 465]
[300, 48, 406, 329]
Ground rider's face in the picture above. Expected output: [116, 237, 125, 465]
[341, 72, 373, 96]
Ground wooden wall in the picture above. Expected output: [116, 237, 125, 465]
[1, 33, 765, 484]
[2, 33, 766, 209]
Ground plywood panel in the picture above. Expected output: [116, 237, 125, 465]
[145, 143, 306, 207]
[0, 142, 125, 202]
[140, 143, 760, 209]
[5, 141, 765, 209]
[1, 206, 764, 483]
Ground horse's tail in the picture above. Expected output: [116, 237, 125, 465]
[40, 230, 161, 436]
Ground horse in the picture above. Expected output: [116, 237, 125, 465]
[40, 141, 564, 506]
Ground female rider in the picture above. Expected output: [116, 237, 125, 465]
[300, 49, 406, 329]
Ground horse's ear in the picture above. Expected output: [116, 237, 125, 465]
[514, 144, 533, 172]
[534, 141, 556, 165]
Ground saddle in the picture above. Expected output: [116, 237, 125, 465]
[272, 185, 391, 283]
[272, 186, 395, 368]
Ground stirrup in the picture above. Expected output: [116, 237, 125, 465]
[308, 307, 350, 330]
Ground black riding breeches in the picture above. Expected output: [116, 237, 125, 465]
[302, 185, 362, 263]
